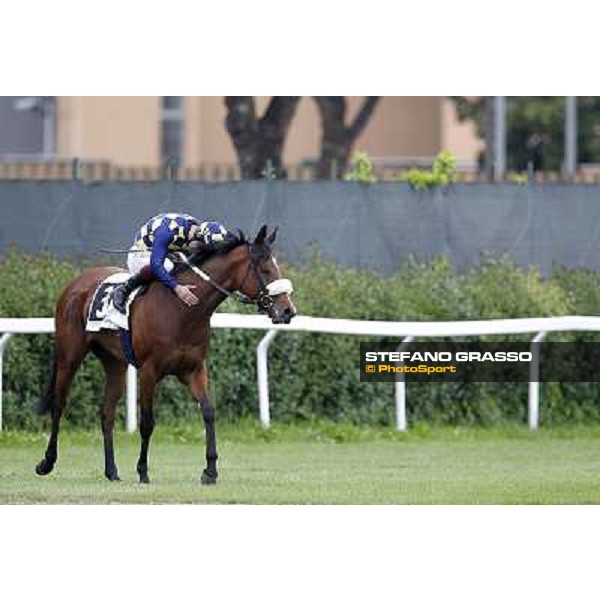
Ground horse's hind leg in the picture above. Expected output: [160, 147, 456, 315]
[95, 348, 127, 481]
[36, 346, 87, 476]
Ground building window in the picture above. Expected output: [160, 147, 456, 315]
[0, 96, 56, 158]
[161, 96, 184, 166]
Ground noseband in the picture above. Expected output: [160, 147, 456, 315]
[177, 245, 293, 311]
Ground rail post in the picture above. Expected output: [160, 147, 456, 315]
[126, 365, 137, 433]
[0, 333, 13, 431]
[257, 329, 278, 427]
[528, 331, 547, 431]
[394, 335, 414, 431]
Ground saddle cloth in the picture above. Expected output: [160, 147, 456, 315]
[86, 273, 143, 332]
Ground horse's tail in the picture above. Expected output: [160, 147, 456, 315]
[38, 355, 57, 415]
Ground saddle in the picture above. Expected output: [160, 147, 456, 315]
[86, 273, 145, 332]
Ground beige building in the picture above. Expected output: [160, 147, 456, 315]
[3, 97, 483, 176]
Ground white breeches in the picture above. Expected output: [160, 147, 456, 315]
[126, 250, 174, 275]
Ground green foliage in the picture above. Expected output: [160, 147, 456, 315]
[507, 172, 528, 185]
[344, 150, 377, 184]
[261, 160, 277, 180]
[432, 149, 457, 177]
[3, 249, 600, 430]
[397, 150, 457, 190]
[452, 96, 600, 171]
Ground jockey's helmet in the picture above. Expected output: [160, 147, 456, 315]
[193, 221, 231, 248]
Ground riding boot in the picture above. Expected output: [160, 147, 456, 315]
[113, 267, 152, 314]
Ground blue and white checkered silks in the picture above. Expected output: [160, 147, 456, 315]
[134, 213, 199, 251]
[196, 221, 229, 246]
[133, 215, 229, 252]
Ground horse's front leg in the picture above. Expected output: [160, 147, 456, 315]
[199, 394, 218, 485]
[187, 364, 218, 485]
[136, 367, 157, 484]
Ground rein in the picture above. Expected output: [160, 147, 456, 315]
[176, 252, 255, 305]
[175, 247, 293, 309]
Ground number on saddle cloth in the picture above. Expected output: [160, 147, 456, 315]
[86, 274, 143, 332]
[86, 275, 143, 368]
[96, 284, 116, 320]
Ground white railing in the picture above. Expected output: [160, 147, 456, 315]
[2, 314, 600, 433]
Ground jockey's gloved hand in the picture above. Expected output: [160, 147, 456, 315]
[175, 284, 198, 307]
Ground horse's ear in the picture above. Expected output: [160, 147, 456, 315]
[254, 224, 268, 245]
[267, 227, 278, 245]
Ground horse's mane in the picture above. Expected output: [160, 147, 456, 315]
[170, 229, 247, 275]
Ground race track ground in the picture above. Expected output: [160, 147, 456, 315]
[1, 423, 600, 504]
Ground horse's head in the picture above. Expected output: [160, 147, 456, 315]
[235, 225, 296, 324]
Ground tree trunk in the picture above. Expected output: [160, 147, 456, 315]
[225, 97, 300, 179]
[314, 97, 380, 179]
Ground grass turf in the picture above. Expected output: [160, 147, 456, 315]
[1, 422, 600, 504]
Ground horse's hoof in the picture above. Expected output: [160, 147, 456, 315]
[35, 459, 54, 476]
[139, 475, 150, 484]
[105, 472, 121, 482]
[200, 470, 217, 485]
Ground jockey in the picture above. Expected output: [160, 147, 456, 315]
[112, 213, 232, 314]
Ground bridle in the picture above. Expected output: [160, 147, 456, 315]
[176, 244, 293, 313]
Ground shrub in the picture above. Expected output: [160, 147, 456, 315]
[507, 172, 528, 185]
[3, 248, 600, 430]
[397, 150, 457, 190]
[344, 151, 377, 184]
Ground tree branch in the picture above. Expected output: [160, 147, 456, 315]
[313, 97, 380, 179]
[224, 97, 257, 138]
[260, 97, 300, 131]
[259, 96, 301, 146]
[224, 97, 300, 178]
[347, 96, 380, 141]
[313, 97, 346, 137]
[224, 97, 259, 177]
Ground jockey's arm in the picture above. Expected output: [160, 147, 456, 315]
[150, 225, 198, 306]
[150, 226, 178, 289]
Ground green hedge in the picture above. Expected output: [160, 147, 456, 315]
[1, 248, 600, 430]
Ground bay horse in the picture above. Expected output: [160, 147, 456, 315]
[35, 225, 295, 485]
